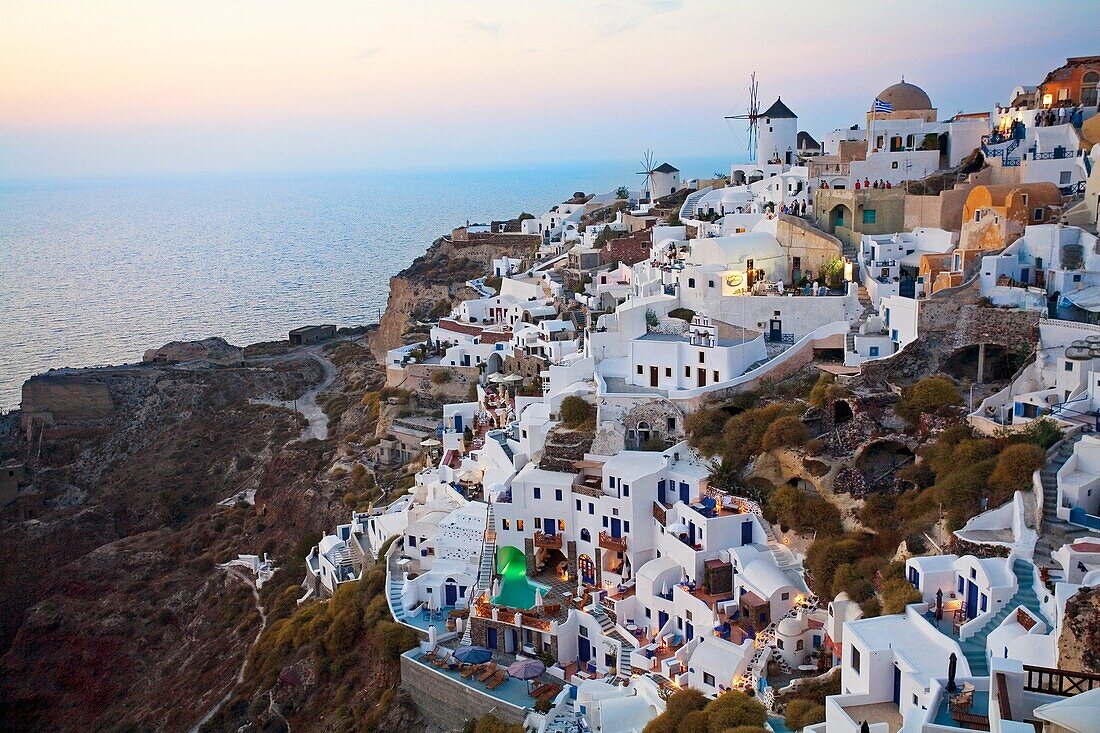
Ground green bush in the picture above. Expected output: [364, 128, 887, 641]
[896, 376, 962, 426]
[987, 443, 1045, 494]
[784, 699, 826, 731]
[559, 396, 594, 427]
[761, 416, 810, 451]
[668, 308, 696, 322]
[881, 577, 923, 614]
[664, 687, 708, 718]
[704, 691, 767, 731]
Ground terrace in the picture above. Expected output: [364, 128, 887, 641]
[404, 647, 564, 713]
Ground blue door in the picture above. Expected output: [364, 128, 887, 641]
[686, 622, 694, 640]
[687, 522, 696, 545]
[659, 610, 669, 629]
[680, 482, 690, 503]
[579, 637, 591, 663]
[893, 664, 901, 704]
[487, 628, 498, 649]
[610, 518, 622, 538]
[454, 415, 463, 432]
[741, 520, 753, 546]
[544, 518, 556, 534]
[445, 583, 458, 606]
[966, 580, 978, 620]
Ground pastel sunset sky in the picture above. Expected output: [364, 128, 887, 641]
[1, 0, 1097, 179]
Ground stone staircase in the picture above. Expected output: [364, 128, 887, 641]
[679, 188, 711, 220]
[960, 558, 1048, 677]
[388, 577, 407, 623]
[589, 603, 636, 681]
[1035, 435, 1089, 569]
[460, 503, 497, 645]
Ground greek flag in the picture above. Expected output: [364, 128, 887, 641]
[873, 98, 894, 113]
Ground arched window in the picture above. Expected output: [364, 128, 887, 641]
[1083, 71, 1099, 106]
[580, 528, 591, 542]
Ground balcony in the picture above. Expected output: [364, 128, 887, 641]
[533, 531, 562, 549]
[653, 501, 667, 525]
[599, 531, 628, 552]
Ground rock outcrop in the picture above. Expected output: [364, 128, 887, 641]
[143, 336, 243, 364]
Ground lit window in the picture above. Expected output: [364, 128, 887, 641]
[517, 520, 524, 531]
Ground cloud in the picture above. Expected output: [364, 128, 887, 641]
[351, 47, 380, 61]
[596, 0, 683, 35]
[463, 20, 501, 36]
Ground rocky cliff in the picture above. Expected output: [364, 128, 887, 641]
[0, 337, 421, 732]
[369, 233, 539, 362]
[1059, 585, 1100, 674]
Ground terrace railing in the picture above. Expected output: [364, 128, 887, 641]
[533, 531, 563, 549]
[599, 531, 628, 552]
[1024, 665, 1100, 696]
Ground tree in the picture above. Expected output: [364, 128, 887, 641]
[880, 577, 923, 614]
[704, 691, 767, 732]
[517, 212, 535, 222]
[761, 416, 810, 451]
[559, 396, 594, 427]
[896, 376, 962, 426]
[646, 309, 660, 328]
[820, 256, 846, 290]
[664, 688, 708, 718]
[988, 443, 1045, 495]
[678, 710, 710, 733]
[616, 185, 630, 199]
[784, 699, 826, 731]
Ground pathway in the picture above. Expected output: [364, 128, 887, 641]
[189, 565, 268, 733]
[249, 345, 339, 442]
[957, 558, 1048, 677]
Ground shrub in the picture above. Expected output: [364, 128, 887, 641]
[664, 688, 708, 719]
[677, 710, 710, 733]
[474, 715, 524, 733]
[646, 309, 660, 328]
[988, 443, 1045, 495]
[761, 416, 810, 451]
[784, 699, 826, 731]
[896, 376, 962, 426]
[668, 308, 696, 322]
[559, 396, 594, 427]
[881, 577, 923, 614]
[704, 691, 767, 731]
[860, 596, 882, 617]
[430, 369, 452, 384]
[685, 408, 729, 456]
[1010, 417, 1062, 450]
[808, 372, 846, 409]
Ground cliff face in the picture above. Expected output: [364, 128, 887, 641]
[369, 234, 539, 361]
[1059, 585, 1100, 674]
[0, 349, 367, 732]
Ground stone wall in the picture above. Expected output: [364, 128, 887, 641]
[774, 215, 845, 278]
[386, 363, 481, 399]
[400, 654, 527, 730]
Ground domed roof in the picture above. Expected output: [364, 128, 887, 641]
[777, 617, 802, 637]
[873, 81, 932, 111]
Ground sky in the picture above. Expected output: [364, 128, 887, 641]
[1, 0, 1098, 180]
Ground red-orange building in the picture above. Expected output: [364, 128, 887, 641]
[1038, 56, 1100, 108]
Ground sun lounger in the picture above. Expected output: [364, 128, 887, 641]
[476, 662, 498, 682]
[420, 645, 441, 663]
[485, 671, 507, 690]
[460, 663, 482, 678]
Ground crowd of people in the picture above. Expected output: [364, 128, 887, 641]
[1034, 104, 1086, 128]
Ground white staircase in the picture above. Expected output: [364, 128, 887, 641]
[679, 188, 711, 220]
[589, 603, 637, 682]
[460, 502, 498, 645]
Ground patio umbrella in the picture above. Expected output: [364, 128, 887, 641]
[507, 658, 546, 680]
[947, 652, 958, 694]
[533, 588, 544, 610]
[860, 722, 870, 733]
[454, 646, 493, 665]
[420, 438, 441, 447]
[488, 373, 506, 384]
[935, 589, 944, 622]
[492, 578, 501, 597]
[502, 374, 523, 383]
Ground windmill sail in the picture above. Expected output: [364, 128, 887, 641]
[725, 72, 760, 162]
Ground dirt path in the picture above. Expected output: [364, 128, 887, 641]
[249, 344, 338, 442]
[189, 565, 268, 733]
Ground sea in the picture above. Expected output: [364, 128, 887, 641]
[0, 156, 732, 410]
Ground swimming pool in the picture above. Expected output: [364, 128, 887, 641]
[491, 545, 549, 609]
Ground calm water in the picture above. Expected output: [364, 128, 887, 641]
[0, 158, 730, 410]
